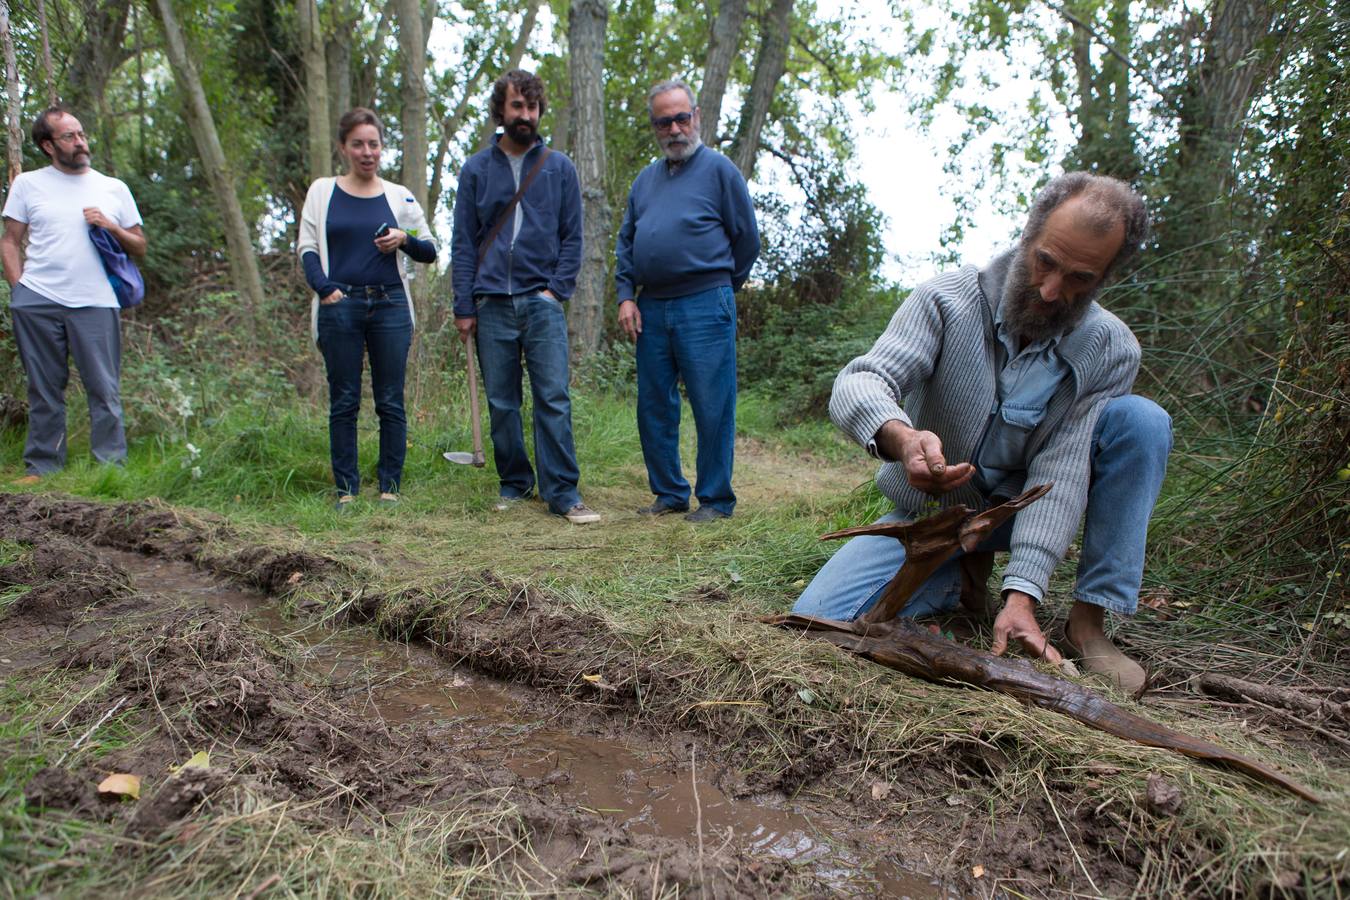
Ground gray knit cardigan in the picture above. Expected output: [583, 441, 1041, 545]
[829, 250, 1141, 600]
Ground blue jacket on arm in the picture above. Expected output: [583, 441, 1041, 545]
[451, 137, 583, 318]
[614, 145, 759, 301]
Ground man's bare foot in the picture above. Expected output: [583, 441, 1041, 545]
[1064, 611, 1145, 694]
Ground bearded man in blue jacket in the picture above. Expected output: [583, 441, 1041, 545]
[616, 79, 761, 523]
[452, 69, 599, 525]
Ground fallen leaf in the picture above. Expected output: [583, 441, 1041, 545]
[98, 772, 141, 800]
[870, 781, 892, 801]
[1138, 589, 1172, 610]
[972, 865, 985, 878]
[582, 674, 616, 692]
[180, 751, 211, 771]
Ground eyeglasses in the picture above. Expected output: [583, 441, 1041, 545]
[53, 131, 88, 144]
[650, 112, 693, 130]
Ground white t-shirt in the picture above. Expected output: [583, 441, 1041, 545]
[2, 166, 143, 308]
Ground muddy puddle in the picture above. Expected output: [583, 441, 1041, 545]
[98, 548, 954, 899]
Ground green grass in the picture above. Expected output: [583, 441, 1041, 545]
[1, 367, 1346, 895]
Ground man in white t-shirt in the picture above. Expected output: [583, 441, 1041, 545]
[1, 107, 147, 482]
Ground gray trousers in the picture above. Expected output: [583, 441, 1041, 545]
[10, 283, 126, 474]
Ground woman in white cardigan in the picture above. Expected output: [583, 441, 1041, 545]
[297, 108, 436, 510]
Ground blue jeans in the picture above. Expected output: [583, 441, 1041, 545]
[316, 284, 412, 495]
[474, 292, 582, 515]
[636, 286, 738, 515]
[793, 395, 1172, 619]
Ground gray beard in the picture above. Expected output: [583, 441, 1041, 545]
[1000, 248, 1096, 343]
[660, 132, 701, 163]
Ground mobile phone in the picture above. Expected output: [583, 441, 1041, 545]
[375, 222, 391, 238]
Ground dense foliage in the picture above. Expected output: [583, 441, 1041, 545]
[0, 0, 1344, 634]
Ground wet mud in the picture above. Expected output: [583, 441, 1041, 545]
[0, 494, 951, 897]
[11, 492, 1336, 897]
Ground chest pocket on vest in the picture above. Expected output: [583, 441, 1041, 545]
[980, 402, 1047, 471]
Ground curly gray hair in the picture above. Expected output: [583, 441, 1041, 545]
[1021, 172, 1150, 277]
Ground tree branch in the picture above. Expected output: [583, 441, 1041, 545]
[1045, 1, 1175, 108]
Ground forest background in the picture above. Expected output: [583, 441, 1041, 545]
[0, 0, 1346, 893]
[1, 0, 1342, 636]
[0, 0, 1346, 716]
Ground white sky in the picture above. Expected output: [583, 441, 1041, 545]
[796, 0, 1074, 283]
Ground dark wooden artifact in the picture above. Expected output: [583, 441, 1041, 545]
[765, 485, 1320, 803]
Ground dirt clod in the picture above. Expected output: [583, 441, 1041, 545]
[1146, 772, 1184, 816]
[129, 767, 229, 839]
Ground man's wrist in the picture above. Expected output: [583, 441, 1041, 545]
[1001, 589, 1038, 610]
[874, 419, 914, 461]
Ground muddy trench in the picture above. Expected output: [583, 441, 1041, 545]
[0, 494, 955, 897]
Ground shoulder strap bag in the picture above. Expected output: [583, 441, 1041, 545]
[477, 146, 552, 265]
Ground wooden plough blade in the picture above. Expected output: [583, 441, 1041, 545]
[765, 485, 1320, 803]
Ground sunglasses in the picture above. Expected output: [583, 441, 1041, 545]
[650, 111, 694, 129]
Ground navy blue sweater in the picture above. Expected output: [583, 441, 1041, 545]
[451, 137, 582, 317]
[302, 187, 437, 298]
[614, 145, 759, 301]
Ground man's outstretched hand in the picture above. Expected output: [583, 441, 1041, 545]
[991, 591, 1064, 665]
[876, 420, 975, 495]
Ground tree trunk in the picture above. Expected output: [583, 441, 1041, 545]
[473, 0, 541, 152]
[1064, 0, 1138, 180]
[65, 0, 133, 149]
[729, 0, 793, 180]
[1160, 0, 1278, 262]
[36, 0, 57, 105]
[353, 4, 392, 109]
[395, 0, 430, 326]
[0, 0, 20, 185]
[699, 0, 748, 147]
[298, 0, 330, 180]
[395, 0, 428, 206]
[566, 0, 609, 359]
[325, 0, 355, 172]
[1177, 0, 1277, 190]
[149, 0, 267, 318]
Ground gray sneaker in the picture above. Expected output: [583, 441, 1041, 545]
[563, 503, 601, 524]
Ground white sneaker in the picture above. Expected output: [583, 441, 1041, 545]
[563, 503, 601, 524]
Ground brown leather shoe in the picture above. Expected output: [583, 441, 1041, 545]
[1064, 625, 1145, 694]
[10, 474, 40, 486]
[958, 551, 995, 620]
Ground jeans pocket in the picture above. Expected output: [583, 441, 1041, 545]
[717, 286, 736, 324]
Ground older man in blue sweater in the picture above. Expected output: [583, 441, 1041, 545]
[616, 80, 760, 523]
